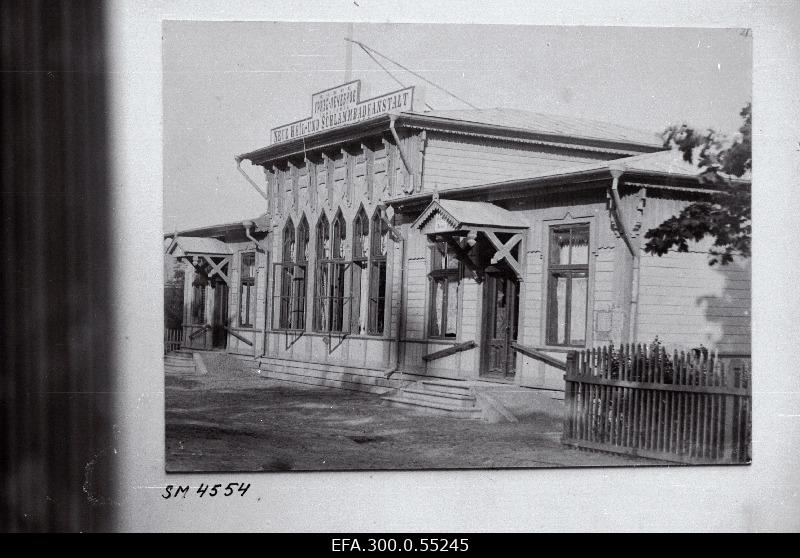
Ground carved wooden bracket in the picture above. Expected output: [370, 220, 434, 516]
[196, 255, 230, 285]
[485, 230, 523, 279]
[631, 187, 647, 237]
[442, 235, 483, 283]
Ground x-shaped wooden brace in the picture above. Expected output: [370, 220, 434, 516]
[484, 231, 523, 279]
[441, 235, 483, 283]
[201, 255, 230, 285]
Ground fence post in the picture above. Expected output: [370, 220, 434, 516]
[562, 351, 578, 442]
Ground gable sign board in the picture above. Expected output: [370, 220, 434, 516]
[270, 80, 415, 145]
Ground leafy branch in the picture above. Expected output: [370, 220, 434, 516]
[643, 103, 751, 266]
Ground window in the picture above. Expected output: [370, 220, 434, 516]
[274, 217, 308, 331]
[314, 213, 330, 331]
[368, 210, 389, 335]
[277, 219, 295, 329]
[239, 252, 256, 327]
[314, 211, 350, 333]
[546, 224, 589, 346]
[351, 207, 369, 334]
[428, 241, 460, 339]
[294, 217, 309, 330]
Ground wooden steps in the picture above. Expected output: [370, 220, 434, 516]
[164, 352, 197, 375]
[257, 356, 410, 394]
[382, 379, 484, 419]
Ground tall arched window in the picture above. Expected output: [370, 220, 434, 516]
[294, 215, 309, 330]
[277, 218, 295, 329]
[352, 207, 369, 334]
[330, 210, 348, 332]
[368, 209, 389, 334]
[313, 212, 330, 331]
[314, 210, 350, 333]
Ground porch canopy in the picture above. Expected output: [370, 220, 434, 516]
[166, 236, 233, 284]
[412, 198, 528, 280]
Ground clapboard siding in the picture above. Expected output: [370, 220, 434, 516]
[405, 258, 427, 339]
[633, 194, 750, 354]
[637, 249, 751, 353]
[422, 132, 614, 189]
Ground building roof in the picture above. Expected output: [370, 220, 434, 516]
[167, 236, 233, 257]
[392, 149, 750, 213]
[239, 108, 663, 166]
[413, 199, 528, 232]
[403, 108, 663, 149]
[163, 213, 269, 240]
[606, 149, 713, 176]
[487, 149, 746, 182]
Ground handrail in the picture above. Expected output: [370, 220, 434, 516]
[511, 342, 568, 371]
[188, 324, 211, 340]
[422, 340, 476, 362]
[224, 326, 254, 346]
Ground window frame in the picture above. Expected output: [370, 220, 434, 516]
[313, 210, 352, 334]
[367, 210, 389, 336]
[293, 216, 309, 331]
[427, 240, 461, 340]
[351, 207, 369, 334]
[275, 218, 296, 331]
[545, 223, 591, 347]
[238, 251, 256, 328]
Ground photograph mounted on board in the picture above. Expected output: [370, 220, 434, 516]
[162, 22, 752, 472]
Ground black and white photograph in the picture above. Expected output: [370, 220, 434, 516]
[5, 0, 800, 534]
[163, 21, 752, 472]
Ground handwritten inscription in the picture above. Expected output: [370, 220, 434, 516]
[162, 482, 250, 499]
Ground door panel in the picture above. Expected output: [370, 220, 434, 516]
[481, 272, 519, 379]
[211, 281, 228, 349]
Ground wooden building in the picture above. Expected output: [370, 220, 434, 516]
[165, 215, 270, 356]
[167, 81, 751, 394]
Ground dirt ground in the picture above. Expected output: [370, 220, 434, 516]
[165, 362, 663, 472]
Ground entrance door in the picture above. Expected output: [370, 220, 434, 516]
[481, 270, 519, 379]
[211, 280, 228, 349]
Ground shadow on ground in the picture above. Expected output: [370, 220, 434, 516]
[165, 362, 665, 472]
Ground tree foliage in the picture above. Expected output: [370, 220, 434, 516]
[643, 103, 751, 265]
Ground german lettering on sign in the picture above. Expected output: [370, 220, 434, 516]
[270, 80, 415, 144]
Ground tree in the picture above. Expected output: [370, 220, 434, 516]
[643, 103, 751, 265]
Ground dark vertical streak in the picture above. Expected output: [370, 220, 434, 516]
[0, 0, 16, 533]
[1, 0, 114, 532]
[31, 0, 49, 530]
[60, 1, 79, 534]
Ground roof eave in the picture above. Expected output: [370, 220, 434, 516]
[163, 219, 267, 239]
[390, 167, 736, 213]
[238, 115, 393, 166]
[396, 113, 663, 154]
[238, 111, 664, 167]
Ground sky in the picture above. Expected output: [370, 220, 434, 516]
[162, 22, 752, 232]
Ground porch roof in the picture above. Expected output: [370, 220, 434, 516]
[412, 199, 528, 233]
[167, 236, 233, 257]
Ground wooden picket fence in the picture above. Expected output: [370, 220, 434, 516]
[562, 344, 751, 465]
[164, 328, 183, 354]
